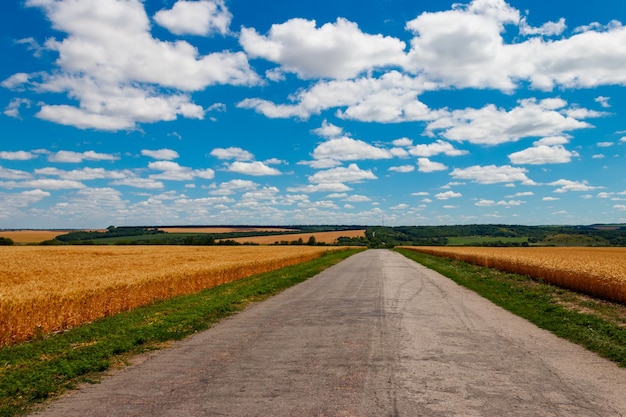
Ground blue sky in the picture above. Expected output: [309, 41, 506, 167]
[1, 0, 626, 228]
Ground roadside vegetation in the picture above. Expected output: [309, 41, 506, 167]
[395, 248, 626, 368]
[0, 248, 362, 417]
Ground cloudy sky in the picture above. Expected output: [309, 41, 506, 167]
[1, 0, 626, 228]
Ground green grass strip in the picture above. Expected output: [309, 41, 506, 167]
[395, 248, 626, 367]
[0, 248, 362, 417]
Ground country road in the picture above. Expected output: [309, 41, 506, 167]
[32, 249, 626, 416]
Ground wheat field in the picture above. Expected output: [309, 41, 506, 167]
[0, 246, 339, 346]
[401, 246, 626, 304]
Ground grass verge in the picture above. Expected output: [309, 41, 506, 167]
[0, 248, 362, 417]
[395, 248, 626, 367]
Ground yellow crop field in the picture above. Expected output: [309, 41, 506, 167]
[0, 230, 74, 243]
[0, 246, 339, 346]
[229, 230, 366, 245]
[402, 246, 626, 304]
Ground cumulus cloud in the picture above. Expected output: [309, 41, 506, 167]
[427, 98, 590, 145]
[240, 17, 406, 79]
[451, 164, 535, 184]
[403, 0, 626, 91]
[149, 161, 215, 180]
[508, 139, 579, 164]
[311, 120, 343, 138]
[3, 98, 31, 118]
[308, 163, 376, 184]
[7, 0, 260, 130]
[48, 150, 119, 163]
[408, 140, 467, 157]
[210, 147, 254, 161]
[0, 166, 33, 180]
[238, 71, 439, 122]
[111, 177, 164, 189]
[0, 151, 36, 161]
[417, 158, 448, 172]
[227, 161, 281, 176]
[550, 179, 599, 193]
[312, 137, 393, 162]
[35, 167, 126, 181]
[388, 165, 415, 173]
[154, 0, 232, 36]
[0, 179, 86, 189]
[287, 183, 352, 193]
[141, 149, 179, 160]
[435, 191, 462, 200]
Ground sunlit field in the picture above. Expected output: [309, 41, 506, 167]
[229, 229, 366, 244]
[401, 247, 626, 304]
[0, 246, 341, 346]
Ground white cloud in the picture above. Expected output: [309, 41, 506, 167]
[311, 120, 343, 138]
[509, 144, 579, 165]
[240, 17, 406, 80]
[297, 159, 342, 169]
[597, 142, 614, 148]
[154, 0, 231, 36]
[594, 96, 611, 108]
[0, 151, 36, 161]
[35, 167, 126, 181]
[209, 179, 259, 195]
[227, 161, 281, 176]
[149, 161, 215, 180]
[10, 0, 259, 130]
[507, 191, 534, 197]
[550, 179, 599, 193]
[111, 177, 164, 189]
[435, 191, 462, 200]
[210, 147, 254, 161]
[238, 71, 440, 122]
[0, 179, 86, 189]
[308, 163, 376, 184]
[519, 17, 566, 37]
[427, 98, 590, 145]
[287, 183, 352, 193]
[0, 189, 50, 220]
[1, 73, 30, 89]
[614, 204, 626, 211]
[408, 139, 468, 157]
[403, 0, 626, 91]
[3, 98, 31, 118]
[0, 166, 33, 180]
[417, 158, 447, 173]
[451, 164, 535, 185]
[543, 197, 560, 201]
[312, 137, 393, 161]
[476, 199, 495, 206]
[141, 149, 179, 160]
[388, 165, 415, 173]
[391, 203, 409, 210]
[48, 150, 119, 163]
[343, 194, 371, 203]
[392, 137, 413, 147]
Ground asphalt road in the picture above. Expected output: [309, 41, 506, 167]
[32, 249, 626, 416]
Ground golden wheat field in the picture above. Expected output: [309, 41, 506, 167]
[402, 246, 626, 304]
[228, 229, 366, 245]
[0, 230, 74, 243]
[0, 246, 340, 346]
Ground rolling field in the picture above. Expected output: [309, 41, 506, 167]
[157, 227, 296, 233]
[0, 246, 341, 346]
[229, 229, 366, 244]
[0, 230, 74, 244]
[401, 246, 626, 304]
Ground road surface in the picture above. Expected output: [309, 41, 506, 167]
[32, 249, 626, 416]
